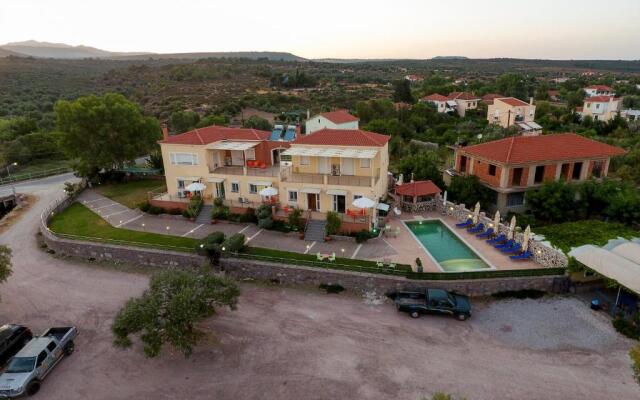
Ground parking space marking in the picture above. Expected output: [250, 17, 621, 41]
[181, 224, 204, 237]
[382, 238, 397, 252]
[116, 214, 143, 228]
[103, 209, 131, 218]
[92, 203, 120, 211]
[238, 225, 250, 234]
[304, 241, 316, 254]
[245, 229, 263, 244]
[351, 244, 363, 259]
[82, 198, 110, 204]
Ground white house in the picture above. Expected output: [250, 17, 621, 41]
[584, 85, 615, 97]
[305, 110, 359, 134]
[578, 96, 622, 122]
[420, 93, 456, 113]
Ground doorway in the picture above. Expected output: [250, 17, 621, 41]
[333, 195, 346, 213]
[307, 193, 319, 211]
[215, 182, 225, 199]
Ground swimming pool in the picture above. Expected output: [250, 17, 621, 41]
[404, 219, 492, 272]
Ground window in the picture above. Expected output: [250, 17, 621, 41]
[249, 184, 258, 194]
[231, 182, 239, 193]
[506, 192, 525, 207]
[459, 156, 467, 172]
[36, 351, 47, 367]
[46, 341, 56, 352]
[560, 163, 570, 180]
[170, 152, 198, 165]
[534, 165, 545, 184]
[592, 161, 604, 178]
[353, 194, 362, 201]
[177, 179, 185, 189]
[572, 162, 583, 180]
[488, 164, 496, 176]
[288, 191, 298, 202]
[360, 158, 371, 168]
[511, 168, 523, 186]
[245, 148, 256, 160]
[300, 156, 310, 165]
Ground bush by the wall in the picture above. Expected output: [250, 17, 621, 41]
[613, 314, 640, 340]
[287, 208, 304, 231]
[326, 211, 341, 235]
[222, 233, 246, 253]
[255, 204, 273, 229]
[355, 229, 375, 243]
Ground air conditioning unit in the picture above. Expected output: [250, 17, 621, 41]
[238, 197, 247, 204]
[281, 161, 292, 167]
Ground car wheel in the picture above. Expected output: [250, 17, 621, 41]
[456, 313, 468, 321]
[26, 380, 40, 396]
[64, 340, 75, 356]
[410, 311, 420, 319]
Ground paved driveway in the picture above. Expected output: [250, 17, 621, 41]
[0, 176, 638, 400]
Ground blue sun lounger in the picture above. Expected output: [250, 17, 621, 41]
[487, 234, 506, 244]
[510, 251, 533, 260]
[468, 223, 484, 233]
[476, 227, 494, 238]
[494, 239, 515, 249]
[501, 243, 522, 253]
[456, 218, 473, 228]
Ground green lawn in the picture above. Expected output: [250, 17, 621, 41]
[94, 179, 166, 208]
[536, 220, 640, 253]
[49, 203, 197, 251]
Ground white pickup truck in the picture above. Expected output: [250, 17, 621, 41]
[0, 327, 77, 398]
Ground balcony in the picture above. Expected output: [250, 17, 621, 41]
[209, 165, 244, 175]
[282, 173, 378, 187]
[208, 165, 279, 177]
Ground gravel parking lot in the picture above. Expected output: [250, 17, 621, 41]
[0, 175, 638, 400]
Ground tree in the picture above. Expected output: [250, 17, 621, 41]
[526, 180, 577, 223]
[0, 246, 12, 294]
[196, 114, 228, 128]
[395, 151, 445, 188]
[242, 115, 272, 131]
[55, 93, 160, 177]
[326, 211, 342, 236]
[393, 80, 414, 103]
[112, 268, 239, 358]
[447, 175, 493, 207]
[170, 110, 200, 133]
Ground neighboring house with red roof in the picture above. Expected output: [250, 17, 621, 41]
[395, 180, 442, 212]
[305, 109, 359, 134]
[447, 133, 626, 213]
[481, 93, 504, 105]
[280, 128, 390, 226]
[404, 74, 424, 83]
[584, 85, 615, 98]
[578, 95, 622, 122]
[487, 97, 539, 134]
[420, 93, 455, 114]
[447, 92, 481, 117]
[548, 90, 560, 102]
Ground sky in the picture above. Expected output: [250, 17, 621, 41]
[1, 0, 639, 60]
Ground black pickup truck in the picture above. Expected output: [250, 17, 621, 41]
[394, 288, 471, 321]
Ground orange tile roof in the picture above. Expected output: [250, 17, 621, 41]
[585, 95, 618, 103]
[159, 125, 272, 145]
[293, 128, 390, 147]
[422, 93, 448, 102]
[319, 109, 359, 124]
[586, 85, 614, 91]
[395, 180, 442, 197]
[497, 97, 531, 107]
[482, 93, 503, 104]
[458, 133, 626, 164]
[448, 92, 480, 101]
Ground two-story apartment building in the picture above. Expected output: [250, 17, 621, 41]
[584, 85, 615, 97]
[449, 133, 626, 214]
[305, 110, 359, 134]
[158, 125, 290, 211]
[578, 95, 622, 122]
[487, 97, 540, 134]
[279, 128, 390, 216]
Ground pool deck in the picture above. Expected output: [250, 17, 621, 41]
[379, 211, 539, 272]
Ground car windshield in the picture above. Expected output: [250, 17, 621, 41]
[448, 294, 456, 305]
[6, 357, 36, 373]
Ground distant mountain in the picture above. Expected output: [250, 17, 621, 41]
[432, 56, 468, 60]
[0, 41, 305, 61]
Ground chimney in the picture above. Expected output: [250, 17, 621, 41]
[529, 97, 534, 105]
[161, 123, 169, 141]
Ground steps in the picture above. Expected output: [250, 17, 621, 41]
[196, 205, 213, 224]
[304, 219, 327, 242]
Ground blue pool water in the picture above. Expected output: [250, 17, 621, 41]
[405, 220, 491, 272]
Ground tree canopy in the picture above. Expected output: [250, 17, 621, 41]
[55, 93, 160, 177]
[112, 268, 240, 358]
[0, 246, 13, 298]
[447, 175, 494, 208]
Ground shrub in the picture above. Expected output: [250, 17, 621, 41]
[287, 208, 304, 231]
[255, 204, 273, 229]
[222, 233, 246, 253]
[326, 211, 342, 236]
[184, 194, 203, 219]
[319, 283, 345, 294]
[196, 232, 226, 265]
[630, 344, 640, 384]
[63, 181, 83, 197]
[613, 314, 640, 340]
[492, 289, 546, 299]
[271, 219, 291, 232]
[258, 217, 274, 229]
[211, 202, 230, 220]
[355, 229, 374, 243]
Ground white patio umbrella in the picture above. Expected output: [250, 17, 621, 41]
[472, 202, 481, 224]
[493, 211, 500, 229]
[185, 182, 206, 192]
[352, 197, 376, 209]
[442, 190, 448, 207]
[259, 186, 278, 197]
[507, 215, 517, 239]
[522, 225, 531, 252]
[397, 173, 404, 185]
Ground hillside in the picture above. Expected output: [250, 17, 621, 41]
[113, 51, 306, 62]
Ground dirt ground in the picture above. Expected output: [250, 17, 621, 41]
[0, 175, 638, 400]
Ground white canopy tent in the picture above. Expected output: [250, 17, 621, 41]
[185, 182, 206, 192]
[352, 197, 376, 209]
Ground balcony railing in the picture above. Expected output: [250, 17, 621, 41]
[282, 173, 324, 184]
[208, 165, 279, 177]
[281, 173, 378, 187]
[209, 165, 244, 175]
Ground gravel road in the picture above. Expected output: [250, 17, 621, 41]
[0, 174, 638, 400]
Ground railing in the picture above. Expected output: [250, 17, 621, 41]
[0, 166, 72, 186]
[209, 165, 244, 175]
[283, 173, 324, 184]
[247, 167, 279, 177]
[283, 173, 378, 187]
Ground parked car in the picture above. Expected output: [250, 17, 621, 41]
[394, 288, 471, 321]
[0, 325, 33, 367]
[0, 327, 77, 398]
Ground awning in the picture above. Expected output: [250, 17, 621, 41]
[326, 189, 347, 196]
[569, 242, 640, 294]
[207, 177, 225, 183]
[177, 176, 201, 181]
[282, 147, 378, 159]
[207, 141, 259, 151]
[376, 203, 390, 212]
[249, 181, 272, 187]
[301, 187, 321, 194]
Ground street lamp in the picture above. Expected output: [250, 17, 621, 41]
[6, 162, 17, 179]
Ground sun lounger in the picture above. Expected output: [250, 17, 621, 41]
[494, 239, 515, 249]
[476, 227, 494, 238]
[500, 243, 522, 253]
[468, 223, 484, 233]
[510, 251, 533, 260]
[487, 234, 506, 244]
[456, 218, 473, 228]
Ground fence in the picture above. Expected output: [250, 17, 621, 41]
[0, 166, 72, 186]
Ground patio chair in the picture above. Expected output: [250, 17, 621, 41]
[487, 234, 507, 244]
[510, 251, 533, 260]
[494, 239, 515, 249]
[316, 252, 323, 261]
[456, 218, 473, 228]
[476, 227, 494, 238]
[500, 243, 522, 253]
[328, 253, 336, 262]
[376, 261, 384, 268]
[468, 223, 485, 233]
[388, 262, 396, 270]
